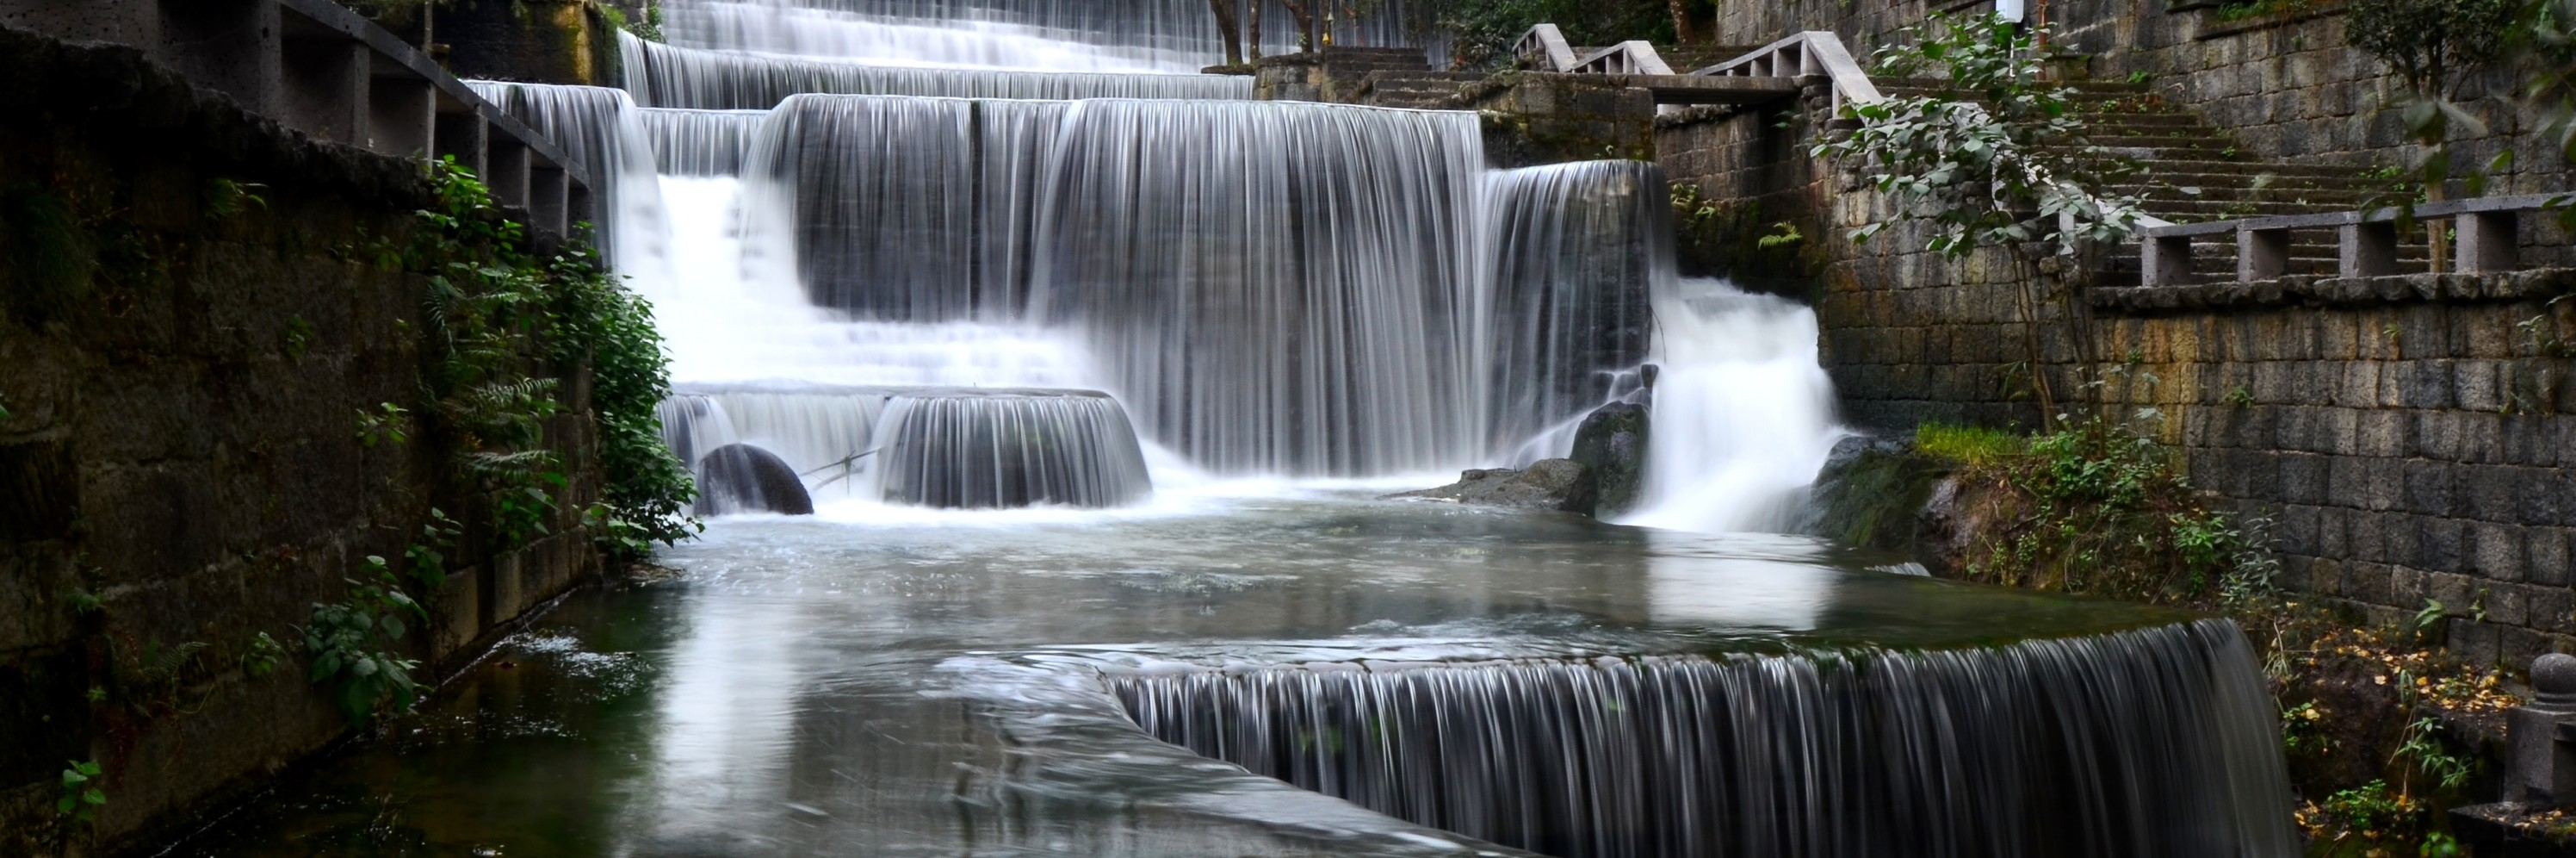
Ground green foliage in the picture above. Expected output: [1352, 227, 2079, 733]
[302, 565, 424, 724]
[404, 508, 463, 591]
[410, 157, 696, 557]
[1912, 422, 2024, 468]
[356, 402, 409, 448]
[282, 314, 315, 359]
[2349, 0, 2517, 100]
[1813, 13, 2148, 260]
[1755, 221, 1805, 249]
[2224, 384, 2256, 407]
[0, 182, 97, 325]
[2397, 717, 2478, 794]
[204, 177, 268, 220]
[57, 760, 105, 824]
[1431, 0, 1687, 70]
[243, 631, 287, 678]
[1951, 419, 2275, 606]
[2282, 700, 2329, 756]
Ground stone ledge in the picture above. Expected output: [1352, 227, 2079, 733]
[2090, 269, 2576, 314]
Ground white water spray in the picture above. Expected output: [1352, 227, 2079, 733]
[1617, 279, 1845, 533]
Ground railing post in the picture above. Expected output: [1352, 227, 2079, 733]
[2339, 220, 2399, 279]
[2238, 225, 2290, 282]
[2142, 234, 2194, 286]
[2508, 654, 2576, 805]
[2457, 210, 2518, 273]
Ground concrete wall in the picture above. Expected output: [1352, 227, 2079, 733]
[0, 27, 605, 855]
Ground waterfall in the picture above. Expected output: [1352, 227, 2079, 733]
[872, 391, 1153, 507]
[1029, 99, 1490, 476]
[1618, 280, 1845, 533]
[640, 108, 770, 176]
[466, 81, 673, 274]
[659, 0, 1423, 72]
[1483, 161, 1668, 461]
[1111, 618, 2299, 858]
[620, 33, 1254, 110]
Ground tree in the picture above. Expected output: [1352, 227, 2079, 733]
[1813, 13, 2149, 424]
[1209, 0, 1244, 65]
[2347, 0, 2519, 267]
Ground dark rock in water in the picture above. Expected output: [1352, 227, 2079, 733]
[1384, 458, 1596, 513]
[696, 444, 814, 515]
[1570, 401, 1649, 516]
[1798, 434, 1940, 556]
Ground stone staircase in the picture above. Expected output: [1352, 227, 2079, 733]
[1877, 78, 2418, 283]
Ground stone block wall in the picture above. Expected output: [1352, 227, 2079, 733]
[0, 28, 606, 855]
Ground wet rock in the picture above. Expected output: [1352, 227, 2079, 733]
[1570, 401, 1649, 516]
[695, 444, 814, 515]
[1384, 458, 1596, 513]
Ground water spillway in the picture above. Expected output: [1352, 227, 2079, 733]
[1484, 161, 1669, 457]
[621, 33, 1256, 109]
[306, 14, 2313, 858]
[874, 390, 1153, 507]
[1112, 619, 2295, 858]
[659, 0, 1424, 72]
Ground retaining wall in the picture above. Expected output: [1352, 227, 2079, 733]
[0, 26, 605, 855]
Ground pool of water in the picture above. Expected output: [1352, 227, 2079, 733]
[167, 490, 2200, 857]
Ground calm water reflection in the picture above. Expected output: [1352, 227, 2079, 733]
[169, 493, 2190, 857]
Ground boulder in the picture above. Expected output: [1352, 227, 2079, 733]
[695, 443, 814, 515]
[1570, 401, 1649, 516]
[1384, 458, 1597, 513]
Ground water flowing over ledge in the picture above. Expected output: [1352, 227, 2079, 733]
[1110, 617, 2297, 858]
[658, 0, 1424, 72]
[620, 32, 1255, 110]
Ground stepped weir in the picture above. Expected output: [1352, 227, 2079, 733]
[155, 1, 2301, 855]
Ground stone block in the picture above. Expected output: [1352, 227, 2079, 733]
[2400, 362, 2456, 410]
[2403, 462, 2458, 517]
[2431, 570, 2480, 610]
[2280, 452, 2331, 505]
[2530, 528, 2573, 587]
[2490, 581, 2535, 626]
[2457, 361, 2506, 413]
[2318, 507, 2354, 557]
[2414, 410, 2461, 460]
[2310, 556, 2346, 594]
[2387, 513, 2427, 567]
[2350, 560, 2399, 604]
[2356, 409, 2407, 457]
[2393, 565, 2432, 606]
[2475, 522, 2533, 582]
[2422, 516, 2468, 573]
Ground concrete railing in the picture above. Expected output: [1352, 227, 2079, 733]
[2139, 193, 2571, 286]
[1512, 25, 1675, 76]
[0, 0, 591, 235]
[1512, 23, 1580, 72]
[1691, 31, 1883, 115]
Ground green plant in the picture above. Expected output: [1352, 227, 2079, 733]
[2282, 700, 2329, 755]
[282, 314, 314, 359]
[1952, 419, 2272, 606]
[2397, 717, 2477, 794]
[2124, 70, 2155, 84]
[411, 158, 696, 557]
[1815, 14, 2146, 422]
[2225, 384, 2256, 407]
[1914, 421, 2025, 468]
[1756, 221, 1805, 249]
[2413, 598, 2449, 644]
[302, 576, 423, 724]
[204, 178, 268, 220]
[403, 507, 463, 591]
[243, 631, 286, 678]
[356, 402, 409, 447]
[57, 760, 105, 824]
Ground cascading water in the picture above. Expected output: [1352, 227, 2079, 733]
[659, 0, 1421, 72]
[1029, 100, 1490, 476]
[1483, 161, 1666, 461]
[206, 15, 2312, 853]
[1112, 618, 2298, 858]
[621, 33, 1254, 110]
[1617, 280, 1846, 532]
[873, 390, 1153, 507]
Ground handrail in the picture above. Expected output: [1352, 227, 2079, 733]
[1575, 40, 1675, 75]
[2137, 193, 2573, 285]
[1691, 31, 1881, 114]
[1513, 23, 1579, 72]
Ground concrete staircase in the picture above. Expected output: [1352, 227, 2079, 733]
[1878, 78, 2418, 283]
